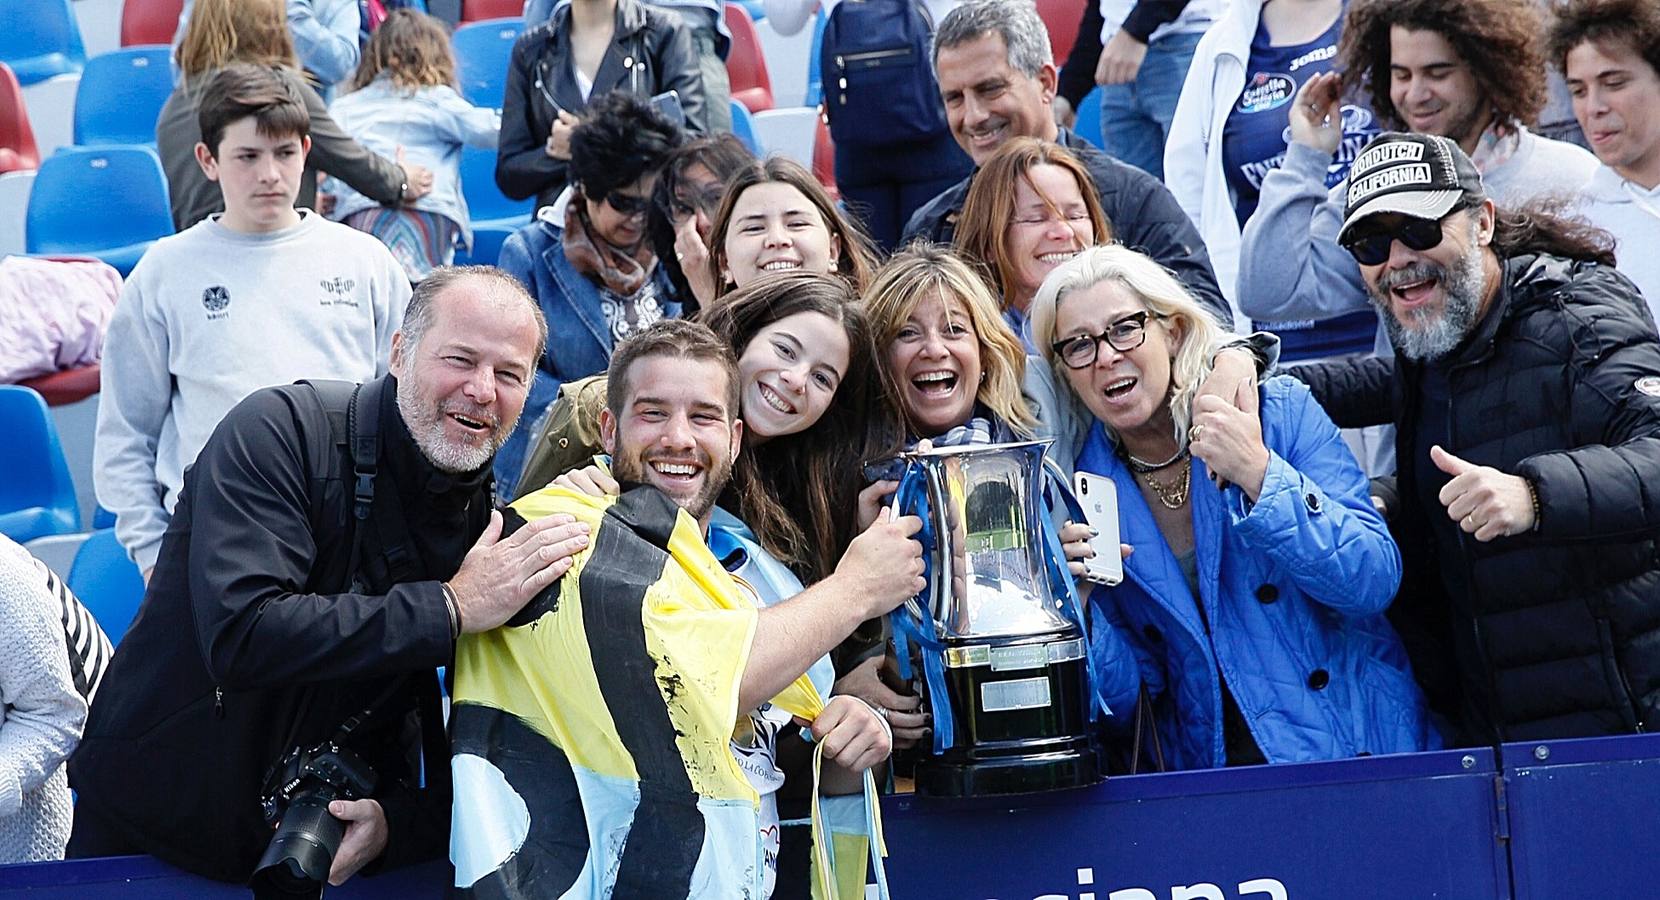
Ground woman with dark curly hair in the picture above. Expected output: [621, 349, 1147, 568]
[1230, 0, 1600, 401]
[493, 91, 685, 495]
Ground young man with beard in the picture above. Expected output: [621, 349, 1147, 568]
[1550, 0, 1660, 316]
[1292, 131, 1660, 746]
[68, 268, 594, 888]
[449, 319, 924, 898]
[1236, 0, 1599, 352]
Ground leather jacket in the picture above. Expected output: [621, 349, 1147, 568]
[496, 0, 707, 209]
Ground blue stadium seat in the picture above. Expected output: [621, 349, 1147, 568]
[0, 0, 88, 86]
[0, 385, 81, 543]
[1073, 86, 1103, 151]
[26, 145, 173, 275]
[66, 528, 145, 646]
[730, 99, 761, 155]
[735, 0, 765, 20]
[454, 18, 524, 109]
[803, 6, 827, 108]
[74, 46, 172, 146]
[454, 145, 532, 267]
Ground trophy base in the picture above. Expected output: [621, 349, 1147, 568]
[913, 738, 1103, 797]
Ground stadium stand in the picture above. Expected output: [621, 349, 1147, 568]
[73, 45, 172, 147]
[66, 528, 146, 646]
[454, 17, 523, 109]
[453, 144, 532, 267]
[1036, 0, 1087, 63]
[0, 0, 88, 86]
[1074, 84, 1104, 149]
[0, 385, 82, 544]
[730, 99, 761, 155]
[460, 0, 522, 22]
[119, 0, 185, 48]
[811, 110, 836, 199]
[726, 2, 774, 113]
[0, 63, 41, 174]
[25, 145, 173, 276]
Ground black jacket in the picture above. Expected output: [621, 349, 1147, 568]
[1295, 253, 1660, 743]
[70, 377, 489, 882]
[900, 127, 1231, 328]
[496, 0, 706, 210]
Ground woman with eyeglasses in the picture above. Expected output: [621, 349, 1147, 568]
[953, 138, 1114, 351]
[493, 91, 686, 497]
[1028, 244, 1436, 770]
[644, 134, 757, 316]
[496, 0, 708, 212]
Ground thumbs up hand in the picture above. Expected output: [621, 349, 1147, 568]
[1431, 445, 1537, 541]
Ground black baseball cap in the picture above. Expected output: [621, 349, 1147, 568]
[1337, 132, 1485, 244]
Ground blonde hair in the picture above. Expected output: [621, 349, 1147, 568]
[1028, 245, 1222, 448]
[349, 9, 458, 93]
[864, 243, 1037, 438]
[177, 0, 299, 79]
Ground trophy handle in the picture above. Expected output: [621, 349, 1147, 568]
[891, 459, 940, 638]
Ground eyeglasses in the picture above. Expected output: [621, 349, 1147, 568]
[1340, 206, 1466, 266]
[672, 184, 726, 221]
[605, 191, 651, 219]
[1051, 311, 1164, 370]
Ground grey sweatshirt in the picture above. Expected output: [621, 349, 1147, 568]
[94, 212, 409, 571]
[1235, 127, 1599, 344]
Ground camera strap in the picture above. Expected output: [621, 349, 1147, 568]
[339, 378, 421, 595]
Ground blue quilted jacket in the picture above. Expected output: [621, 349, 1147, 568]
[1079, 375, 1438, 770]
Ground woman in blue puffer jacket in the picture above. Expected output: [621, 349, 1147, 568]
[1028, 245, 1438, 770]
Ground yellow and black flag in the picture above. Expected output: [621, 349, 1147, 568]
[448, 485, 826, 899]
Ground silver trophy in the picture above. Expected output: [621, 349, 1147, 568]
[893, 439, 1103, 797]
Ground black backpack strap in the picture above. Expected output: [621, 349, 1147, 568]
[345, 378, 422, 593]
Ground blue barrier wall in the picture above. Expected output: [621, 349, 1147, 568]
[5, 735, 1660, 898]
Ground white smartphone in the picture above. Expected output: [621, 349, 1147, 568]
[1072, 471, 1124, 586]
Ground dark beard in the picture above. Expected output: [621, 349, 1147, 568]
[611, 446, 732, 522]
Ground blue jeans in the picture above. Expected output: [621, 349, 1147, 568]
[1098, 29, 1204, 181]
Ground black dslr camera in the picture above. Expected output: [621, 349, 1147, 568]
[251, 739, 378, 898]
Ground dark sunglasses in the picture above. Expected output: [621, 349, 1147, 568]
[1340, 204, 1468, 265]
[605, 191, 651, 218]
[1051, 311, 1164, 370]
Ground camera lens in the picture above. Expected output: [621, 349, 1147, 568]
[250, 791, 345, 899]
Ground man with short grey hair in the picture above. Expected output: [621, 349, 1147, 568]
[69, 267, 591, 888]
[903, 0, 1229, 328]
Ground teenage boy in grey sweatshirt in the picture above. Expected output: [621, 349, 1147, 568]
[95, 63, 411, 578]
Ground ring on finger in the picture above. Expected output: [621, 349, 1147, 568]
[1188, 423, 1205, 442]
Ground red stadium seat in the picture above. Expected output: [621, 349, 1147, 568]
[1036, 0, 1087, 63]
[812, 110, 837, 201]
[18, 363, 100, 406]
[461, 0, 524, 22]
[0, 62, 40, 174]
[725, 2, 773, 113]
[120, 0, 185, 47]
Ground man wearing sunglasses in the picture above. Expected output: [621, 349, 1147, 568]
[1233, 0, 1599, 374]
[1294, 130, 1660, 748]
[493, 90, 687, 498]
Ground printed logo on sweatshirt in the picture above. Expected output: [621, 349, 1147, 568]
[1237, 72, 1296, 114]
[202, 285, 231, 319]
[1637, 376, 1660, 397]
[320, 276, 360, 308]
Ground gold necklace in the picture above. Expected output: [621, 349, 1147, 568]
[1140, 465, 1190, 509]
